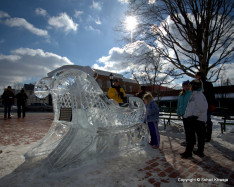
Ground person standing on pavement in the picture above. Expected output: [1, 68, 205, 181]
[177, 80, 192, 147]
[143, 93, 160, 149]
[2, 86, 15, 119]
[107, 79, 126, 106]
[181, 79, 208, 159]
[16, 89, 28, 118]
[195, 72, 216, 142]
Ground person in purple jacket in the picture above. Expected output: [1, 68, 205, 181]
[143, 93, 160, 149]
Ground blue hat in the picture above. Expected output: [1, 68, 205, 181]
[182, 80, 190, 86]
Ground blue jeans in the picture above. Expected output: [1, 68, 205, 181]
[147, 121, 160, 147]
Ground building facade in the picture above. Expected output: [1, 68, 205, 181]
[24, 84, 50, 106]
[94, 68, 140, 96]
[0, 66, 140, 106]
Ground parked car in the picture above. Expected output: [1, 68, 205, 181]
[27, 103, 53, 112]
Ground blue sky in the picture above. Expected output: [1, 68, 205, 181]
[0, 0, 130, 89]
[0, 0, 233, 92]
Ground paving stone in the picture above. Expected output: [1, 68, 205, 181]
[144, 172, 152, 179]
[146, 159, 157, 164]
[157, 171, 166, 177]
[148, 178, 156, 184]
[164, 167, 174, 173]
[150, 162, 159, 168]
[160, 179, 169, 183]
[143, 166, 152, 171]
[168, 171, 179, 178]
[188, 165, 199, 173]
[152, 168, 161, 173]
[153, 182, 160, 187]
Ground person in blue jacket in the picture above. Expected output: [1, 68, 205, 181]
[143, 93, 160, 149]
[177, 80, 192, 146]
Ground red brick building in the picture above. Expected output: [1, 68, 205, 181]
[48, 65, 140, 96]
[94, 68, 140, 96]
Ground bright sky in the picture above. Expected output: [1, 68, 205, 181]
[0, 0, 233, 92]
[0, 0, 130, 90]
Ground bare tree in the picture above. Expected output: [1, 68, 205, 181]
[12, 82, 24, 91]
[121, 0, 234, 81]
[124, 43, 179, 102]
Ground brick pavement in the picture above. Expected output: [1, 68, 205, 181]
[0, 112, 53, 146]
[0, 113, 233, 186]
[138, 131, 234, 186]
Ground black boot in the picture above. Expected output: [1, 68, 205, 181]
[193, 150, 205, 157]
[180, 152, 192, 159]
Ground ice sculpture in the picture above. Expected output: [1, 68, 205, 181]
[25, 67, 147, 169]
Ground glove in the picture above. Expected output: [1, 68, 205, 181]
[187, 116, 198, 121]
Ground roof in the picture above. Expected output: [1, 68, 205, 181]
[24, 84, 34, 91]
[94, 68, 123, 79]
[123, 77, 138, 84]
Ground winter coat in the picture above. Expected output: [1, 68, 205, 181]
[16, 92, 28, 105]
[107, 86, 125, 104]
[184, 91, 208, 122]
[2, 90, 15, 105]
[145, 100, 159, 122]
[177, 90, 192, 116]
[201, 80, 215, 106]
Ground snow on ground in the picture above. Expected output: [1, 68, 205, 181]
[0, 115, 233, 187]
[0, 144, 158, 187]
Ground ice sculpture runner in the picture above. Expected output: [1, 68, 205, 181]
[25, 66, 148, 169]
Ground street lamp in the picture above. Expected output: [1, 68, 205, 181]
[109, 73, 114, 87]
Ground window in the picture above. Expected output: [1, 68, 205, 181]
[97, 79, 102, 88]
[107, 80, 111, 88]
[129, 86, 132, 92]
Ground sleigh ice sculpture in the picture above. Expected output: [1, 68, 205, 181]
[25, 66, 148, 169]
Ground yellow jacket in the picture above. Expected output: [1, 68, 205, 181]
[107, 87, 126, 104]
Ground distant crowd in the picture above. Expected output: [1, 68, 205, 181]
[1, 86, 28, 119]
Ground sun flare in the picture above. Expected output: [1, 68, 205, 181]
[125, 16, 138, 31]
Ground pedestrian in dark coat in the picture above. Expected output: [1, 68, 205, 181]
[195, 72, 216, 142]
[2, 86, 15, 119]
[16, 89, 28, 118]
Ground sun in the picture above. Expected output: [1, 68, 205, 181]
[125, 16, 138, 31]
